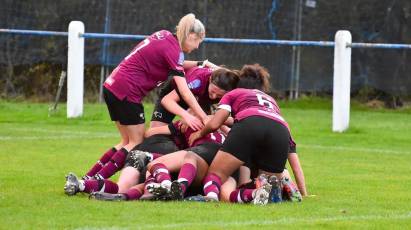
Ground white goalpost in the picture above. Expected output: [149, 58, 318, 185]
[67, 21, 84, 118]
[332, 31, 352, 132]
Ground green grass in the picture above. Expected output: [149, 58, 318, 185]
[0, 100, 410, 229]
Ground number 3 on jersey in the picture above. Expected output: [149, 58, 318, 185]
[256, 93, 274, 109]
[125, 38, 150, 60]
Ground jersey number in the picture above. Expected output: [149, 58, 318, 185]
[256, 93, 274, 109]
[125, 38, 150, 60]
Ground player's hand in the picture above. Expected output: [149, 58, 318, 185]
[204, 60, 220, 70]
[189, 130, 202, 146]
[182, 113, 204, 131]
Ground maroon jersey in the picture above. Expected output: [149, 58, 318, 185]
[185, 66, 217, 106]
[104, 30, 184, 103]
[171, 120, 225, 148]
[218, 88, 296, 149]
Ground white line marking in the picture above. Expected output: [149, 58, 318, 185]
[74, 212, 411, 229]
[300, 144, 410, 155]
[0, 127, 118, 140]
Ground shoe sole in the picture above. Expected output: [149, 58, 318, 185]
[90, 192, 126, 201]
[253, 184, 272, 205]
[64, 173, 79, 196]
[170, 181, 184, 200]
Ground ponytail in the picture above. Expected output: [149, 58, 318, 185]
[176, 13, 205, 48]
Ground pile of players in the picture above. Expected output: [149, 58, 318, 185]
[64, 13, 307, 205]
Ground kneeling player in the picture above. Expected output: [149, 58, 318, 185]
[189, 64, 298, 205]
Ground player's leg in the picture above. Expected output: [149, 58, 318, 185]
[220, 176, 237, 202]
[64, 172, 119, 196]
[90, 183, 145, 201]
[94, 123, 145, 180]
[146, 151, 188, 195]
[202, 150, 244, 201]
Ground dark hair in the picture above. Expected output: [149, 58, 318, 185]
[210, 68, 240, 91]
[237, 64, 270, 92]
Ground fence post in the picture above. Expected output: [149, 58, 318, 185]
[67, 21, 84, 118]
[332, 30, 352, 132]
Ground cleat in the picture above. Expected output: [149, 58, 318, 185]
[126, 150, 151, 171]
[281, 177, 302, 202]
[255, 174, 268, 189]
[147, 183, 169, 196]
[268, 176, 283, 203]
[148, 184, 172, 201]
[252, 183, 272, 205]
[184, 195, 217, 202]
[89, 192, 127, 201]
[169, 181, 184, 200]
[64, 172, 80, 196]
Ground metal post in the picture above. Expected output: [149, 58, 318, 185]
[99, 0, 111, 103]
[294, 0, 303, 99]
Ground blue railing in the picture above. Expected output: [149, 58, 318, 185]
[2, 28, 411, 49]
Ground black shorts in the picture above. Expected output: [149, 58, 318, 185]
[103, 87, 145, 125]
[129, 134, 179, 184]
[221, 116, 289, 173]
[151, 98, 190, 123]
[132, 134, 180, 154]
[151, 101, 176, 124]
[186, 142, 222, 165]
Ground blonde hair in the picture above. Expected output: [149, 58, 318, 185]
[176, 13, 205, 48]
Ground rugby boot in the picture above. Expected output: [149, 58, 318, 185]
[89, 192, 127, 201]
[126, 150, 151, 171]
[169, 180, 184, 200]
[64, 172, 80, 196]
[252, 182, 272, 205]
[268, 175, 283, 203]
[281, 177, 302, 202]
[184, 195, 217, 202]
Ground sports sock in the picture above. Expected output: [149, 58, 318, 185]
[150, 163, 171, 187]
[229, 188, 254, 203]
[203, 173, 222, 200]
[84, 147, 116, 178]
[177, 163, 196, 194]
[83, 179, 119, 194]
[95, 148, 128, 179]
[125, 188, 143, 200]
[144, 175, 156, 193]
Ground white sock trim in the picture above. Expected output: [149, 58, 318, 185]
[206, 192, 219, 201]
[154, 168, 169, 176]
[79, 180, 85, 191]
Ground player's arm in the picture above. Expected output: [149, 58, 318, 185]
[183, 60, 219, 70]
[161, 89, 202, 130]
[288, 152, 307, 196]
[189, 108, 230, 145]
[173, 76, 208, 127]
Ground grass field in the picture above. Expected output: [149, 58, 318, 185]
[0, 99, 410, 229]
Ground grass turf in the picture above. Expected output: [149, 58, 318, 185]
[0, 99, 410, 229]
